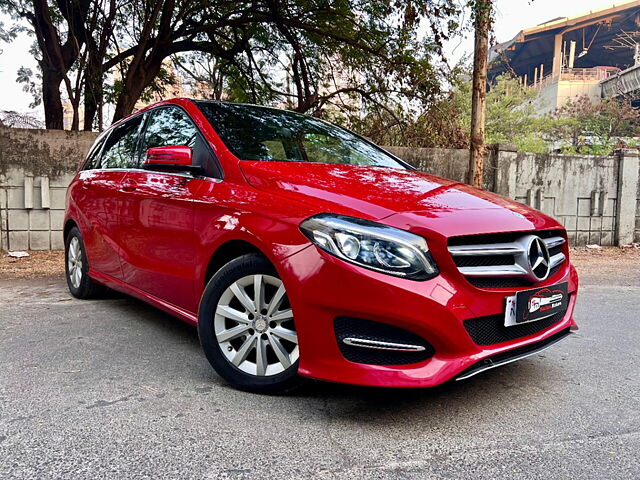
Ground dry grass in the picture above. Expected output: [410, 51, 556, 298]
[570, 246, 640, 273]
[0, 250, 65, 279]
[568, 246, 640, 286]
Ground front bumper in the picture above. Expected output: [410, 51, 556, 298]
[279, 244, 578, 388]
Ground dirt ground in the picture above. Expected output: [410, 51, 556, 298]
[0, 251, 66, 279]
[1, 248, 639, 283]
[569, 246, 640, 285]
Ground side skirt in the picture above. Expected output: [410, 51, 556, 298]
[89, 269, 199, 326]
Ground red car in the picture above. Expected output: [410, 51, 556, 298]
[64, 98, 578, 393]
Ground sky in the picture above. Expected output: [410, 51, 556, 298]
[0, 0, 630, 118]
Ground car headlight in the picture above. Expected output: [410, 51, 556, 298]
[300, 214, 438, 280]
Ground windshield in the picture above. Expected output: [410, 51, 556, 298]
[195, 102, 406, 169]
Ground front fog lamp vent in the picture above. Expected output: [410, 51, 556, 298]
[334, 317, 435, 366]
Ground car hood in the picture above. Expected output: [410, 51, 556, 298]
[240, 161, 561, 237]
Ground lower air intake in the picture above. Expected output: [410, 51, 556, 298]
[463, 297, 570, 346]
[334, 317, 435, 365]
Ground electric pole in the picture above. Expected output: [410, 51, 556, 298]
[468, 0, 493, 188]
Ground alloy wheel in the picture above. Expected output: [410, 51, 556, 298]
[214, 274, 298, 376]
[68, 237, 83, 288]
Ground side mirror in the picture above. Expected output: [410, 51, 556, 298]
[143, 145, 195, 171]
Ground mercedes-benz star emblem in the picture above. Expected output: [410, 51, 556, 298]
[527, 236, 551, 281]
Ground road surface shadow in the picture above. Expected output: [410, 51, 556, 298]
[104, 283, 560, 406]
[27, 277, 568, 417]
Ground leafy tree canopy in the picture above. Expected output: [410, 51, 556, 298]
[549, 96, 640, 155]
[359, 68, 640, 155]
[357, 71, 550, 152]
[0, 0, 464, 130]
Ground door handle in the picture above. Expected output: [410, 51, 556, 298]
[121, 178, 138, 192]
[82, 179, 92, 189]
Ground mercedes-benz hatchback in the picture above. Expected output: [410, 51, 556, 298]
[65, 98, 578, 393]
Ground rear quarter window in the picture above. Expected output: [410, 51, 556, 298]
[82, 133, 109, 170]
[99, 116, 144, 169]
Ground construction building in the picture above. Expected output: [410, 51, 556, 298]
[489, 1, 640, 113]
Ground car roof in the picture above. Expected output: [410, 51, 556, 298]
[111, 98, 308, 130]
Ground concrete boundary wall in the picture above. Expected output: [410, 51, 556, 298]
[495, 147, 627, 246]
[0, 168, 76, 250]
[1, 126, 639, 250]
[0, 127, 97, 251]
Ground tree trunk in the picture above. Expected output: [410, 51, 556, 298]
[41, 69, 65, 130]
[83, 62, 103, 130]
[468, 1, 492, 188]
[70, 97, 80, 131]
[112, 59, 163, 122]
[98, 95, 103, 131]
[112, 91, 140, 123]
[83, 93, 98, 131]
[30, 0, 86, 130]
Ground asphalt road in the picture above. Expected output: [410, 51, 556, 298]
[1, 271, 639, 479]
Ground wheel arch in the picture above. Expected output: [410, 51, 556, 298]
[203, 239, 270, 287]
[63, 218, 79, 241]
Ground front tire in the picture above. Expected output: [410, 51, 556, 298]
[65, 226, 102, 299]
[198, 254, 301, 394]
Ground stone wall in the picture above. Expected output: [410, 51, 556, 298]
[495, 150, 622, 246]
[1, 126, 639, 250]
[385, 146, 495, 191]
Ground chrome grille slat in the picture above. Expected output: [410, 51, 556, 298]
[447, 243, 525, 256]
[549, 252, 566, 269]
[543, 236, 566, 249]
[459, 264, 527, 277]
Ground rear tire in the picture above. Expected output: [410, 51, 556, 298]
[65, 226, 103, 299]
[198, 254, 302, 394]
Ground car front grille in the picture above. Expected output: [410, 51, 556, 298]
[334, 317, 435, 365]
[448, 230, 567, 289]
[463, 296, 570, 346]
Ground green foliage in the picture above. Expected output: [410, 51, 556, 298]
[16, 67, 42, 109]
[344, 59, 469, 148]
[186, 0, 464, 118]
[455, 73, 551, 153]
[352, 92, 469, 148]
[549, 96, 640, 155]
[356, 70, 552, 151]
[0, 20, 18, 42]
[372, 68, 640, 154]
[138, 65, 178, 104]
[1, 0, 466, 128]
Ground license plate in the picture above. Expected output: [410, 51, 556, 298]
[504, 282, 568, 327]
